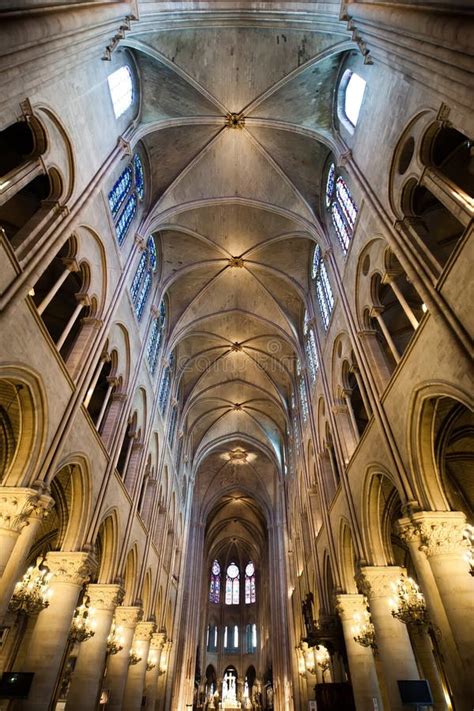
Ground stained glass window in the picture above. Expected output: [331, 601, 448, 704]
[108, 166, 132, 217]
[312, 245, 334, 330]
[130, 237, 157, 321]
[109, 152, 145, 245]
[209, 560, 221, 603]
[225, 562, 240, 605]
[108, 66, 133, 119]
[159, 360, 172, 415]
[147, 301, 166, 375]
[168, 404, 178, 444]
[344, 72, 366, 127]
[245, 562, 256, 604]
[299, 376, 309, 423]
[134, 153, 145, 201]
[116, 193, 137, 245]
[325, 163, 358, 254]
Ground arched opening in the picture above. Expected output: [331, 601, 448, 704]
[429, 125, 474, 198]
[0, 172, 51, 243]
[0, 121, 36, 176]
[343, 359, 369, 438]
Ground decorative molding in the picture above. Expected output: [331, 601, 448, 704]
[0, 488, 52, 533]
[225, 112, 245, 129]
[102, 15, 136, 61]
[398, 511, 468, 558]
[46, 551, 97, 586]
[115, 605, 143, 628]
[134, 621, 156, 641]
[86, 583, 125, 611]
[336, 593, 370, 622]
[358, 566, 406, 598]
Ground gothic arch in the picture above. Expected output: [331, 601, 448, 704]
[362, 465, 405, 566]
[338, 518, 357, 593]
[95, 509, 120, 583]
[47, 454, 92, 551]
[0, 366, 46, 487]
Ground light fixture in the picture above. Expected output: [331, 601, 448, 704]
[296, 646, 306, 677]
[69, 597, 97, 643]
[106, 621, 125, 655]
[388, 574, 428, 625]
[129, 648, 142, 665]
[315, 645, 331, 674]
[463, 524, 474, 576]
[304, 648, 316, 675]
[8, 560, 53, 616]
[352, 606, 377, 650]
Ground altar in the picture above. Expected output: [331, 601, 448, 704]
[220, 701, 241, 710]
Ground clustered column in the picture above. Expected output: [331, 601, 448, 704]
[144, 630, 166, 709]
[123, 620, 156, 711]
[65, 583, 125, 710]
[105, 605, 142, 711]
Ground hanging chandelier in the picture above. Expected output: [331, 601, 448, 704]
[463, 524, 474, 576]
[389, 574, 428, 625]
[315, 645, 331, 673]
[8, 560, 53, 616]
[129, 648, 142, 665]
[352, 605, 377, 650]
[106, 621, 124, 655]
[69, 598, 97, 643]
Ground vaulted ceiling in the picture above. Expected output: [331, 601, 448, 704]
[125, 13, 352, 508]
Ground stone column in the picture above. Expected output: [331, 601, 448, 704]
[336, 594, 383, 710]
[105, 605, 142, 711]
[359, 566, 420, 711]
[144, 631, 166, 709]
[0, 488, 44, 576]
[411, 512, 473, 667]
[123, 620, 156, 711]
[17, 551, 96, 711]
[408, 625, 449, 710]
[0, 490, 53, 620]
[398, 512, 473, 707]
[65, 583, 124, 711]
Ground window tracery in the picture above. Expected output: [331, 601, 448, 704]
[312, 245, 334, 330]
[158, 352, 174, 415]
[225, 562, 240, 605]
[245, 562, 256, 604]
[304, 312, 319, 384]
[130, 237, 157, 321]
[209, 560, 221, 604]
[325, 164, 358, 254]
[147, 301, 166, 375]
[108, 152, 145, 245]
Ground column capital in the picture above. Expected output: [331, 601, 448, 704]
[398, 510, 468, 558]
[150, 631, 166, 650]
[46, 551, 97, 586]
[358, 565, 406, 598]
[115, 605, 143, 628]
[0, 488, 53, 533]
[86, 583, 125, 611]
[336, 593, 370, 622]
[134, 620, 156, 641]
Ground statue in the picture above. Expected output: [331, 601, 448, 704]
[302, 591, 316, 637]
[223, 671, 236, 700]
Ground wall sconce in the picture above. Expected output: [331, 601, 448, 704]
[106, 621, 124, 655]
[69, 597, 96, 643]
[352, 606, 377, 650]
[388, 574, 428, 625]
[8, 560, 53, 616]
[129, 648, 142, 666]
[146, 651, 158, 671]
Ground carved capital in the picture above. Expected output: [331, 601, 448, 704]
[46, 551, 96, 586]
[150, 631, 166, 650]
[86, 583, 125, 611]
[398, 511, 468, 558]
[134, 620, 156, 641]
[0, 488, 51, 533]
[115, 605, 143, 628]
[336, 593, 370, 622]
[358, 566, 406, 599]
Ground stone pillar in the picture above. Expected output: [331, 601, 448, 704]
[0, 490, 53, 620]
[0, 488, 45, 576]
[65, 583, 124, 711]
[144, 631, 166, 710]
[123, 620, 156, 711]
[105, 605, 142, 711]
[411, 512, 473, 667]
[398, 511, 473, 707]
[17, 551, 96, 711]
[336, 594, 383, 710]
[360, 566, 420, 711]
[409, 625, 449, 710]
